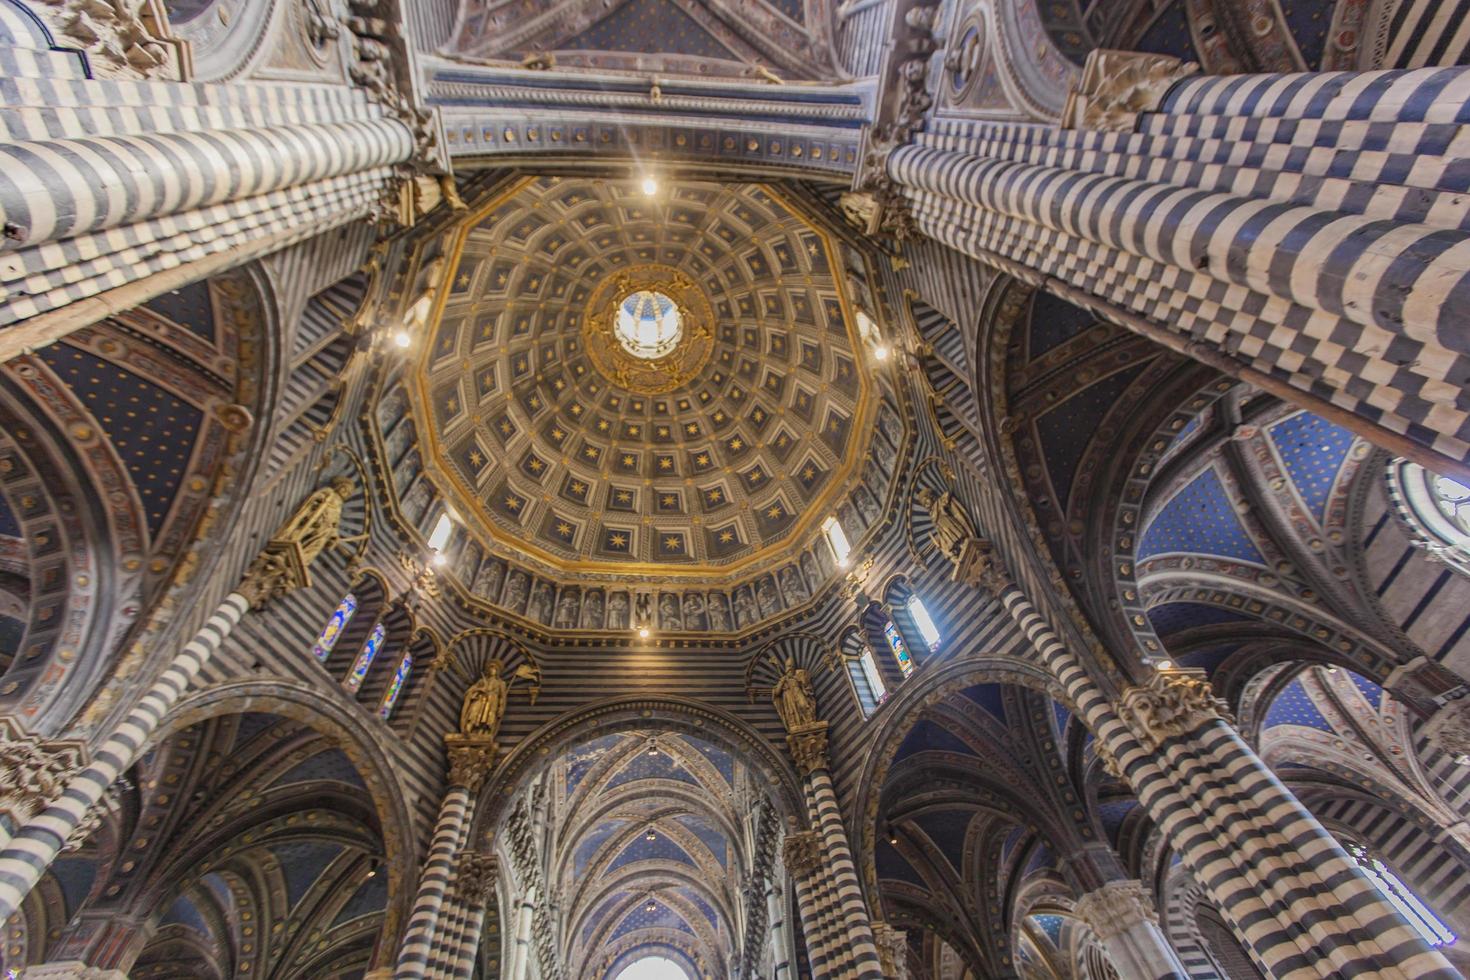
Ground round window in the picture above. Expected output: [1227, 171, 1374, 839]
[1389, 458, 1470, 573]
[615, 291, 683, 359]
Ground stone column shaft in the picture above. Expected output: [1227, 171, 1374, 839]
[975, 555, 1457, 979]
[882, 63, 1470, 479]
[394, 786, 472, 979]
[1073, 879, 1186, 980]
[0, 591, 249, 927]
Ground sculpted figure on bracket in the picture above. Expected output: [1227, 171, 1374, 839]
[773, 660, 818, 732]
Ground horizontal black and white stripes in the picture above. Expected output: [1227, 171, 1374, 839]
[898, 66, 1470, 477]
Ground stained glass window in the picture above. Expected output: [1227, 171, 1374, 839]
[379, 653, 413, 720]
[344, 623, 385, 693]
[313, 594, 357, 662]
[883, 621, 914, 677]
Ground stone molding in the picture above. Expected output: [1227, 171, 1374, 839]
[1073, 879, 1160, 941]
[872, 921, 911, 979]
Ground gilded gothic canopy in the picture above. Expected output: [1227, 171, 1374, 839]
[384, 176, 898, 627]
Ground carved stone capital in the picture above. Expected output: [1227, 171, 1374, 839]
[32, 2, 186, 81]
[1093, 738, 1124, 780]
[786, 721, 830, 775]
[457, 851, 499, 907]
[1073, 879, 1159, 941]
[872, 921, 911, 979]
[1061, 49, 1199, 132]
[0, 720, 87, 830]
[965, 538, 1012, 595]
[782, 831, 822, 880]
[445, 734, 497, 791]
[1117, 670, 1232, 748]
[1424, 699, 1470, 760]
[236, 541, 309, 610]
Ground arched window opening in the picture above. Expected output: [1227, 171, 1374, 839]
[612, 956, 689, 980]
[313, 594, 357, 662]
[882, 620, 915, 678]
[1345, 841, 1456, 947]
[907, 595, 941, 651]
[344, 623, 386, 693]
[379, 652, 413, 720]
[1390, 459, 1470, 573]
[823, 514, 852, 568]
[858, 646, 887, 708]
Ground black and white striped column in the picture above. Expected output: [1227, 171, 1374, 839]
[0, 591, 249, 926]
[884, 65, 1470, 479]
[976, 553, 1457, 979]
[394, 784, 473, 979]
[787, 725, 884, 980]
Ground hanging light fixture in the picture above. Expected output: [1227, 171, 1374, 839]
[645, 827, 658, 841]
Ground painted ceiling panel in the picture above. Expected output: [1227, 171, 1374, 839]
[268, 840, 344, 908]
[0, 492, 19, 537]
[142, 281, 217, 343]
[1176, 642, 1244, 679]
[912, 809, 975, 868]
[575, 820, 629, 876]
[960, 683, 1008, 725]
[271, 747, 368, 790]
[1145, 602, 1252, 637]
[332, 873, 389, 926]
[37, 344, 203, 537]
[1262, 676, 1332, 731]
[1138, 467, 1264, 563]
[611, 832, 699, 871]
[895, 719, 979, 761]
[673, 813, 728, 867]
[607, 749, 703, 789]
[611, 899, 695, 940]
[1268, 412, 1356, 524]
[563, 0, 736, 59]
[875, 839, 927, 887]
[1034, 364, 1147, 507]
[1026, 291, 1097, 359]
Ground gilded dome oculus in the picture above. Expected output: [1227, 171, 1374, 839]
[616, 290, 682, 359]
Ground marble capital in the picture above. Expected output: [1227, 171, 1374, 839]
[445, 734, 497, 791]
[786, 721, 830, 775]
[782, 831, 822, 879]
[1117, 669, 1232, 749]
[1073, 879, 1159, 941]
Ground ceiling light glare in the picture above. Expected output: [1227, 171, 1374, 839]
[431, 551, 448, 567]
[641, 176, 659, 197]
[638, 626, 651, 639]
[393, 330, 412, 349]
[872, 344, 890, 361]
[1155, 659, 1172, 670]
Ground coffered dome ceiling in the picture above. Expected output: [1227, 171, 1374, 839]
[375, 176, 904, 631]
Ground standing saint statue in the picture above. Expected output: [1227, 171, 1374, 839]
[915, 486, 978, 560]
[460, 660, 510, 740]
[772, 660, 818, 732]
[273, 476, 355, 565]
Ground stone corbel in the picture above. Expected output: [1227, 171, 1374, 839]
[1117, 669, 1232, 749]
[871, 921, 911, 979]
[37, 0, 190, 81]
[457, 851, 499, 907]
[966, 538, 1013, 596]
[1060, 49, 1199, 132]
[1422, 700, 1470, 761]
[1073, 879, 1159, 940]
[782, 830, 822, 880]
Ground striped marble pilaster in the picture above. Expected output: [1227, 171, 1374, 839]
[447, 902, 488, 978]
[0, 592, 250, 927]
[394, 786, 473, 980]
[988, 580, 1457, 979]
[800, 809, 846, 978]
[885, 66, 1470, 476]
[783, 831, 836, 980]
[423, 884, 465, 978]
[807, 769, 884, 980]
